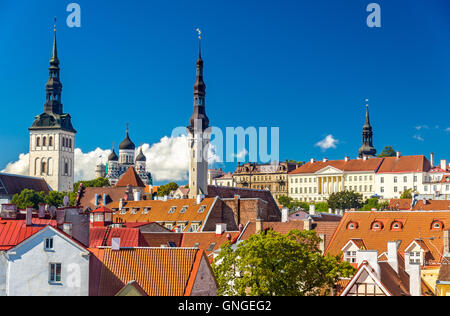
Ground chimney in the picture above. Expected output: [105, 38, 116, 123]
[38, 204, 46, 219]
[56, 209, 66, 226]
[356, 250, 380, 279]
[281, 207, 290, 223]
[119, 198, 124, 210]
[345, 156, 350, 162]
[409, 263, 421, 296]
[387, 241, 399, 273]
[319, 233, 326, 254]
[215, 223, 227, 235]
[112, 237, 121, 251]
[255, 218, 263, 234]
[444, 230, 450, 255]
[196, 194, 205, 205]
[133, 191, 141, 201]
[309, 204, 316, 216]
[323, 158, 328, 163]
[238, 223, 244, 233]
[441, 160, 447, 171]
[396, 151, 401, 158]
[63, 223, 73, 237]
[310, 158, 315, 164]
[26, 207, 33, 226]
[303, 218, 312, 231]
[430, 152, 435, 167]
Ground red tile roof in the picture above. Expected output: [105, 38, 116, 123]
[325, 211, 450, 265]
[142, 232, 184, 247]
[289, 158, 383, 175]
[377, 156, 431, 173]
[89, 227, 148, 248]
[115, 167, 145, 188]
[90, 248, 206, 296]
[0, 218, 57, 250]
[181, 232, 241, 256]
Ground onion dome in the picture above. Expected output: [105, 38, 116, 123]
[108, 145, 118, 161]
[135, 147, 146, 162]
[119, 127, 136, 150]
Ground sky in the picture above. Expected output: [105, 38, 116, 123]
[0, 0, 449, 185]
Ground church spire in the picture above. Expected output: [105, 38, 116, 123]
[358, 99, 377, 158]
[44, 18, 63, 114]
[188, 29, 209, 133]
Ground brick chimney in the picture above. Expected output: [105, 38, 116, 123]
[255, 218, 264, 234]
[430, 152, 435, 167]
[444, 230, 450, 255]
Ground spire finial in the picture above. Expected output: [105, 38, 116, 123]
[51, 17, 59, 63]
[196, 28, 202, 58]
[126, 123, 129, 134]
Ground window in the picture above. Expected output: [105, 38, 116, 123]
[169, 206, 177, 214]
[120, 208, 128, 215]
[394, 187, 398, 193]
[180, 206, 188, 214]
[198, 205, 207, 213]
[380, 177, 384, 184]
[394, 177, 398, 183]
[414, 176, 418, 182]
[49, 137, 53, 147]
[345, 251, 357, 263]
[41, 162, 47, 174]
[207, 243, 217, 252]
[36, 137, 41, 147]
[142, 207, 150, 215]
[45, 238, 54, 251]
[64, 162, 69, 175]
[131, 208, 139, 215]
[403, 176, 408, 183]
[409, 252, 421, 264]
[43, 137, 47, 146]
[49, 263, 62, 283]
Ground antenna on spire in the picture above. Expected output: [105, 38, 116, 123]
[196, 28, 202, 57]
[54, 16, 57, 32]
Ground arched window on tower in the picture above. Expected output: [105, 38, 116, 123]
[69, 138, 72, 149]
[62, 138, 66, 148]
[43, 137, 47, 147]
[41, 162, 47, 175]
[64, 162, 69, 176]
[49, 137, 53, 147]
[36, 137, 41, 147]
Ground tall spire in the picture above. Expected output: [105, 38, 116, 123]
[44, 17, 63, 115]
[358, 99, 377, 158]
[50, 17, 59, 65]
[188, 29, 209, 132]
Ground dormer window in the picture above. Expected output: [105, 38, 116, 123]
[371, 221, 383, 231]
[120, 208, 128, 215]
[142, 207, 150, 215]
[131, 208, 139, 215]
[198, 205, 207, 214]
[391, 221, 403, 231]
[180, 206, 188, 214]
[169, 207, 177, 214]
[431, 220, 444, 231]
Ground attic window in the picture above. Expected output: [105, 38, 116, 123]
[207, 243, 217, 252]
[193, 242, 200, 248]
[371, 221, 384, 231]
[120, 208, 128, 215]
[142, 207, 150, 215]
[131, 208, 139, 215]
[391, 221, 403, 231]
[431, 220, 444, 231]
[169, 206, 177, 214]
[180, 206, 188, 214]
[347, 222, 358, 230]
[198, 205, 207, 213]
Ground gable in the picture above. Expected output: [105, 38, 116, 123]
[316, 166, 343, 175]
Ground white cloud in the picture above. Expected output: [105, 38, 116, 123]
[233, 148, 249, 160]
[315, 135, 339, 151]
[415, 125, 429, 131]
[2, 134, 220, 184]
[445, 127, 450, 132]
[413, 134, 424, 142]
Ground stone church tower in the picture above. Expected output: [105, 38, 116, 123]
[29, 24, 76, 192]
[187, 42, 210, 199]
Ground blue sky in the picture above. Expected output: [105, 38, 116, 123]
[0, 0, 449, 181]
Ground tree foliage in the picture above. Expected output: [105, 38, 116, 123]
[157, 182, 179, 197]
[277, 196, 309, 212]
[73, 178, 110, 193]
[213, 229, 355, 296]
[378, 146, 397, 158]
[400, 188, 415, 199]
[327, 191, 363, 210]
[11, 189, 76, 209]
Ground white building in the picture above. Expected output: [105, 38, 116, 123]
[29, 27, 76, 192]
[212, 172, 236, 188]
[0, 225, 89, 296]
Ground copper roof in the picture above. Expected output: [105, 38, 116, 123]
[90, 248, 205, 296]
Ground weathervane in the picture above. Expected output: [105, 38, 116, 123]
[196, 28, 202, 40]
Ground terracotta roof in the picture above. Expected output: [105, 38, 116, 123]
[181, 232, 241, 256]
[0, 218, 57, 250]
[141, 232, 184, 247]
[115, 167, 145, 188]
[438, 257, 450, 283]
[107, 198, 217, 232]
[313, 221, 341, 249]
[377, 155, 431, 173]
[413, 200, 450, 211]
[389, 199, 412, 210]
[441, 175, 450, 183]
[0, 173, 50, 196]
[89, 227, 149, 248]
[78, 186, 128, 211]
[90, 248, 205, 296]
[289, 158, 383, 175]
[91, 206, 114, 214]
[116, 280, 148, 296]
[325, 211, 450, 265]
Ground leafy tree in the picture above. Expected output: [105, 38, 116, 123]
[278, 195, 293, 208]
[11, 189, 46, 209]
[400, 188, 415, 199]
[314, 202, 329, 213]
[45, 191, 77, 207]
[213, 229, 355, 296]
[328, 191, 363, 211]
[73, 178, 110, 193]
[157, 182, 179, 197]
[359, 197, 380, 212]
[277, 196, 309, 212]
[288, 160, 304, 166]
[378, 146, 397, 158]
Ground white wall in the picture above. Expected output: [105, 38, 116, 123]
[6, 228, 89, 296]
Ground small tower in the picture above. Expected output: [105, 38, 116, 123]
[106, 143, 120, 185]
[119, 124, 136, 166]
[358, 100, 377, 158]
[187, 33, 210, 199]
[29, 19, 76, 192]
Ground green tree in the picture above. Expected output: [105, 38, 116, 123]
[213, 229, 354, 296]
[157, 182, 179, 197]
[314, 202, 329, 213]
[278, 195, 293, 208]
[328, 191, 363, 211]
[73, 177, 110, 193]
[359, 197, 380, 212]
[44, 191, 77, 207]
[288, 160, 304, 166]
[277, 196, 309, 212]
[11, 189, 46, 209]
[378, 146, 397, 158]
[400, 188, 415, 199]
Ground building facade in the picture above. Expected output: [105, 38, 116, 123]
[233, 162, 301, 203]
[29, 26, 76, 192]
